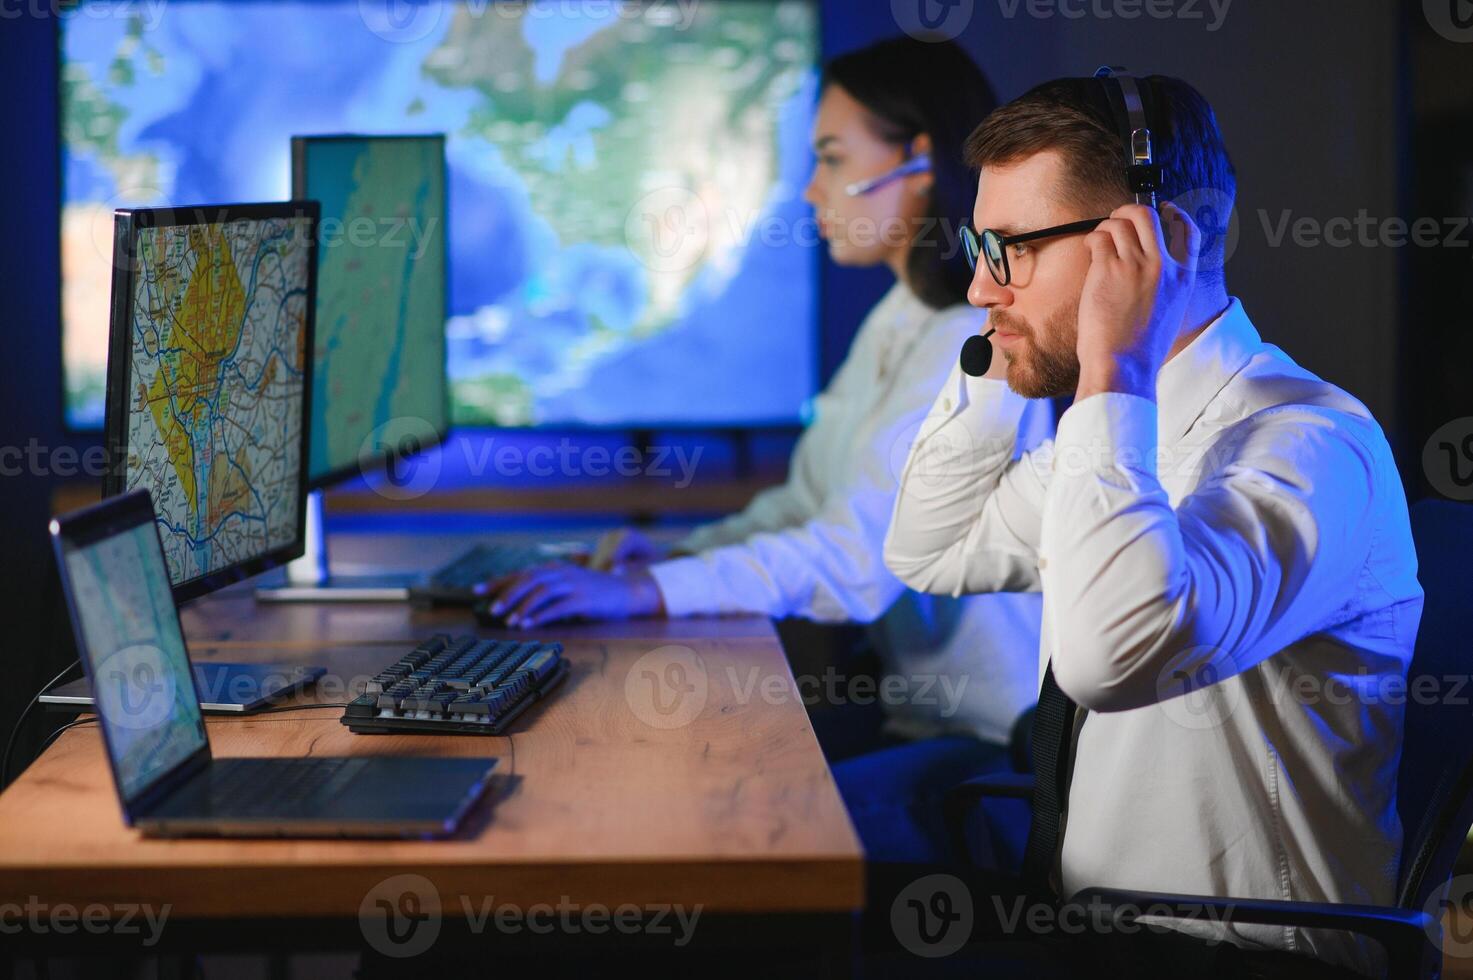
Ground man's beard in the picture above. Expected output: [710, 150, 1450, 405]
[992, 301, 1080, 399]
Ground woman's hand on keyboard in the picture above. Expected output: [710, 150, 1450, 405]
[480, 563, 668, 628]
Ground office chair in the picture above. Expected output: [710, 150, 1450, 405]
[943, 499, 1473, 978]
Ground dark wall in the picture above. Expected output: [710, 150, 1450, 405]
[822, 0, 1405, 442]
[0, 6, 72, 787]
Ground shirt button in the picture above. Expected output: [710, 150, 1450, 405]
[942, 398, 953, 412]
[1038, 557, 1049, 570]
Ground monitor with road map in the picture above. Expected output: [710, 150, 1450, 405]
[102, 202, 318, 602]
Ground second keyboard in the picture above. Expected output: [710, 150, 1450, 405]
[342, 634, 568, 736]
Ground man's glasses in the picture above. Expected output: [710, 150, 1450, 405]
[961, 218, 1107, 287]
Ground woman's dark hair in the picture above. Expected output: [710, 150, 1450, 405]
[822, 37, 998, 310]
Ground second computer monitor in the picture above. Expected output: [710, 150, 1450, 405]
[103, 201, 318, 601]
[291, 134, 449, 489]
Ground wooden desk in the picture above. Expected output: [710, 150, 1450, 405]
[0, 531, 864, 953]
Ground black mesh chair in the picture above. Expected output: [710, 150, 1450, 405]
[944, 499, 1473, 978]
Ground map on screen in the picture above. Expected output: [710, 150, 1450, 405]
[296, 136, 447, 482]
[62, 521, 207, 802]
[61, 0, 819, 429]
[119, 214, 311, 586]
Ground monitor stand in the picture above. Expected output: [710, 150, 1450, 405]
[254, 491, 420, 603]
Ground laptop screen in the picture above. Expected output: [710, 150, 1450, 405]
[55, 498, 208, 804]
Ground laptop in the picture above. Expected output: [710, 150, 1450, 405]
[49, 490, 498, 838]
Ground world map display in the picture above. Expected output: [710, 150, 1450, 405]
[62, 0, 819, 429]
[120, 214, 310, 585]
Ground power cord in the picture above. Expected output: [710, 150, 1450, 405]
[33, 715, 97, 758]
[1, 657, 82, 789]
[5, 696, 354, 789]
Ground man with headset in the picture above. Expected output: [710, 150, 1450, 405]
[884, 72, 1422, 977]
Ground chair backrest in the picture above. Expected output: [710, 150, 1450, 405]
[1395, 499, 1473, 911]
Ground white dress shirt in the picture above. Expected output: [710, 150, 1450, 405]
[649, 282, 1054, 743]
[884, 299, 1423, 976]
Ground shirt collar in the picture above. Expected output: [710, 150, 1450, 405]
[1154, 297, 1261, 447]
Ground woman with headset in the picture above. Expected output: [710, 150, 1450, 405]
[485, 36, 1052, 866]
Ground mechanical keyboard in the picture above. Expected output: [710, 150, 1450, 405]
[342, 634, 568, 735]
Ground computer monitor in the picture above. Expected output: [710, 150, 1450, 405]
[252, 135, 449, 600]
[292, 134, 449, 489]
[102, 202, 318, 602]
[60, 0, 819, 431]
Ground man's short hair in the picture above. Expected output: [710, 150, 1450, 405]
[965, 75, 1236, 279]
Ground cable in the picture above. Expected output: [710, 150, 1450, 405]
[1, 657, 81, 789]
[14, 704, 351, 776]
[15, 703, 353, 779]
[34, 716, 97, 758]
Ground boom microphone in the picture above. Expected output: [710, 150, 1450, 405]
[959, 330, 996, 378]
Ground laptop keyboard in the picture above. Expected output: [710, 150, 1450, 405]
[342, 634, 569, 736]
[210, 757, 368, 815]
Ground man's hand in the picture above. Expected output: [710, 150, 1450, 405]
[1075, 201, 1200, 401]
[480, 563, 667, 629]
[587, 528, 666, 571]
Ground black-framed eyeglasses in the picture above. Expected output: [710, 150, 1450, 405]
[961, 217, 1107, 287]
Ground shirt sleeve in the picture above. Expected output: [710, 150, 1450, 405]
[675, 452, 818, 554]
[651, 311, 1045, 621]
[1037, 391, 1382, 712]
[883, 364, 1055, 597]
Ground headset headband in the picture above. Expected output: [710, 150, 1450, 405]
[1093, 66, 1165, 207]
